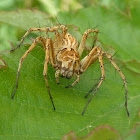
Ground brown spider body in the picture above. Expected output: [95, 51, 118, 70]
[11, 25, 129, 116]
[56, 47, 80, 79]
[51, 32, 80, 79]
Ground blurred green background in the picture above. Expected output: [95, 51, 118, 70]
[0, 0, 140, 140]
[0, 0, 140, 52]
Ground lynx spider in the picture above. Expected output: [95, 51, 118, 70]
[11, 25, 129, 116]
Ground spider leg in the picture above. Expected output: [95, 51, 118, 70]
[11, 36, 43, 99]
[41, 37, 57, 68]
[105, 53, 129, 116]
[80, 46, 98, 73]
[65, 74, 80, 88]
[81, 46, 129, 116]
[80, 46, 99, 98]
[82, 48, 105, 115]
[43, 38, 55, 110]
[55, 69, 60, 84]
[78, 29, 99, 56]
[10, 25, 67, 52]
[84, 83, 98, 98]
[53, 29, 68, 55]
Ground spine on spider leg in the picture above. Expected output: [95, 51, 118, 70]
[10, 29, 31, 52]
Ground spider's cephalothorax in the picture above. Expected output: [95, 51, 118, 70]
[11, 25, 129, 116]
[56, 47, 80, 79]
[55, 32, 80, 79]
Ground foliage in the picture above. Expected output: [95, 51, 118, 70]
[0, 1, 140, 140]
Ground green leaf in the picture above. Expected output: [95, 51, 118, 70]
[0, 9, 51, 29]
[63, 110, 140, 140]
[0, 7, 140, 140]
[63, 125, 121, 140]
[0, 9, 52, 51]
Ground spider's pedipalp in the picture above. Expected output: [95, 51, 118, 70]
[65, 74, 80, 88]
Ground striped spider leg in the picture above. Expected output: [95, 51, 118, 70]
[11, 36, 57, 110]
[77, 29, 129, 116]
[11, 25, 68, 110]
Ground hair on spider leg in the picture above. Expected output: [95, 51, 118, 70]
[121, 82, 126, 91]
[37, 20, 44, 37]
[64, 18, 68, 28]
[87, 23, 99, 30]
[103, 61, 111, 66]
[111, 51, 119, 59]
[50, 19, 54, 27]
[104, 79, 109, 85]
[126, 80, 131, 85]
[92, 24, 99, 30]
[87, 21, 91, 30]
[98, 31, 104, 35]
[8, 40, 14, 50]
[98, 88, 102, 94]
[55, 16, 62, 26]
[55, 16, 68, 29]
[20, 25, 28, 31]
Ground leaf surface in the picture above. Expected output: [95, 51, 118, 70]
[0, 8, 140, 140]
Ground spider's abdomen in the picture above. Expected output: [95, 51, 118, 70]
[56, 48, 80, 79]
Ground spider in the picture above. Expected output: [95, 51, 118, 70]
[11, 25, 129, 116]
